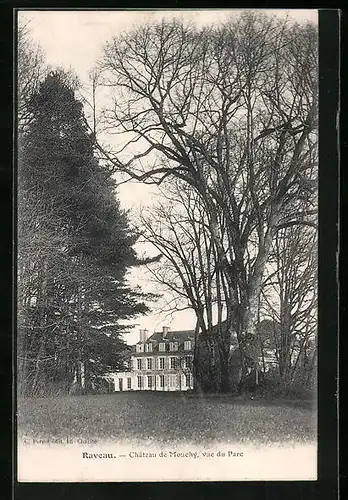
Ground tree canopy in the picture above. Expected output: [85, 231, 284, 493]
[18, 70, 153, 396]
[92, 12, 317, 391]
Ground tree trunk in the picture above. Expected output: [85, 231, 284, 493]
[75, 283, 83, 390]
[219, 348, 230, 393]
[31, 259, 48, 396]
[192, 321, 201, 390]
[32, 338, 45, 395]
[239, 214, 280, 385]
[305, 349, 317, 389]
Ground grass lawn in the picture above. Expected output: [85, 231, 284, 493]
[17, 392, 317, 445]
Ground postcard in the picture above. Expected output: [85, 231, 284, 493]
[16, 8, 319, 482]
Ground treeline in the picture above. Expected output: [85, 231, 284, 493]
[96, 13, 318, 394]
[17, 14, 318, 398]
[142, 182, 317, 395]
[17, 66, 152, 396]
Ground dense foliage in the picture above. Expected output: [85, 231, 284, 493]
[18, 71, 151, 396]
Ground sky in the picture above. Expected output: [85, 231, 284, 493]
[19, 10, 317, 89]
[18, 9, 318, 344]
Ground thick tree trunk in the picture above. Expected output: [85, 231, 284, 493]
[219, 348, 230, 393]
[278, 301, 292, 385]
[238, 285, 262, 385]
[239, 214, 280, 386]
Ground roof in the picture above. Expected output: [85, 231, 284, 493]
[135, 330, 195, 345]
[147, 330, 195, 343]
[134, 329, 195, 354]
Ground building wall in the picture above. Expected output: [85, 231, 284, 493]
[107, 344, 277, 393]
[110, 353, 194, 392]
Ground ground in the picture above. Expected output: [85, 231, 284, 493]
[17, 392, 316, 445]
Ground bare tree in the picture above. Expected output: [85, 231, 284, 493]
[261, 224, 317, 388]
[140, 181, 227, 391]
[17, 190, 75, 395]
[93, 12, 317, 385]
[17, 20, 47, 132]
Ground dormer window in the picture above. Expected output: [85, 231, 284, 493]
[136, 343, 144, 353]
[169, 342, 178, 352]
[184, 340, 192, 351]
[159, 342, 166, 352]
[145, 343, 153, 353]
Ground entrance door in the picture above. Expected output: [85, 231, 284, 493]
[119, 378, 123, 391]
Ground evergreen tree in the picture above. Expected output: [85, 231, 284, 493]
[18, 71, 152, 395]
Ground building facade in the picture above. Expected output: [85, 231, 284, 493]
[107, 322, 280, 393]
[109, 327, 195, 392]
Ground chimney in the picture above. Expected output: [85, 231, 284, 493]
[143, 329, 149, 342]
[162, 326, 170, 338]
[139, 329, 144, 343]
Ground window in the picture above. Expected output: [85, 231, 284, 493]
[169, 342, 178, 351]
[137, 359, 142, 370]
[159, 357, 165, 370]
[159, 375, 165, 388]
[127, 377, 131, 390]
[137, 376, 143, 389]
[184, 356, 192, 369]
[184, 340, 192, 351]
[185, 373, 193, 388]
[145, 343, 153, 353]
[170, 357, 177, 370]
[136, 344, 144, 353]
[169, 374, 177, 387]
[147, 358, 153, 370]
[147, 376, 153, 388]
[159, 343, 166, 352]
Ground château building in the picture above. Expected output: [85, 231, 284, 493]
[109, 326, 195, 392]
[106, 320, 280, 393]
